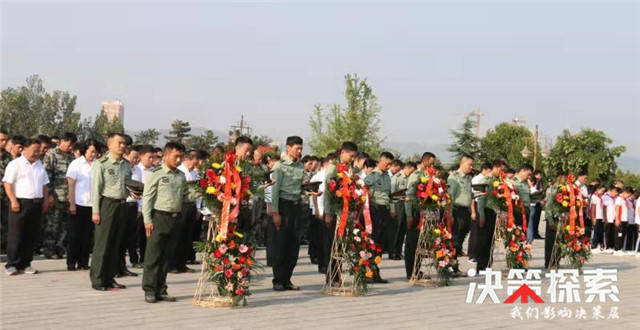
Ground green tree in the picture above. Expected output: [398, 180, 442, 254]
[187, 129, 219, 150]
[41, 90, 80, 135]
[615, 170, 640, 189]
[543, 129, 625, 183]
[135, 128, 160, 145]
[447, 114, 480, 165]
[165, 120, 191, 143]
[309, 74, 385, 156]
[480, 123, 540, 169]
[93, 110, 124, 140]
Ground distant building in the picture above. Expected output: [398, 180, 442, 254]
[101, 100, 124, 124]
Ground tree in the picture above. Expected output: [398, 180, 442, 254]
[187, 129, 219, 150]
[165, 120, 191, 143]
[0, 75, 81, 137]
[543, 129, 625, 183]
[480, 123, 540, 170]
[135, 129, 160, 145]
[447, 114, 480, 166]
[93, 110, 124, 141]
[309, 74, 385, 156]
[615, 170, 640, 189]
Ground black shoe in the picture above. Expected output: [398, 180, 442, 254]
[121, 269, 138, 277]
[131, 263, 143, 269]
[108, 281, 126, 289]
[78, 265, 90, 270]
[158, 293, 177, 302]
[168, 268, 181, 274]
[273, 283, 286, 291]
[178, 266, 194, 273]
[67, 265, 77, 271]
[44, 254, 54, 259]
[318, 266, 327, 274]
[310, 257, 319, 265]
[284, 282, 300, 291]
[145, 294, 158, 303]
[92, 285, 109, 291]
[373, 276, 389, 284]
[534, 234, 544, 239]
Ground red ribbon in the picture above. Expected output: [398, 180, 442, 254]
[519, 200, 527, 233]
[500, 171, 515, 228]
[337, 168, 351, 238]
[416, 167, 435, 230]
[218, 152, 243, 239]
[567, 174, 577, 232]
[361, 186, 373, 234]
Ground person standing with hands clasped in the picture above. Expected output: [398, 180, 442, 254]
[3, 138, 49, 275]
[269, 136, 305, 291]
[141, 142, 188, 303]
[90, 133, 132, 291]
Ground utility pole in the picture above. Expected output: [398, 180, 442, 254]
[470, 108, 484, 137]
[229, 114, 253, 140]
[533, 125, 539, 170]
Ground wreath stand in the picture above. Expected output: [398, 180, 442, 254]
[323, 214, 359, 297]
[547, 214, 574, 272]
[488, 211, 509, 273]
[192, 213, 235, 308]
[409, 210, 440, 286]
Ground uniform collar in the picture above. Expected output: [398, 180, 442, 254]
[0, 150, 9, 159]
[282, 155, 298, 165]
[105, 154, 125, 164]
[161, 164, 178, 173]
[373, 168, 383, 175]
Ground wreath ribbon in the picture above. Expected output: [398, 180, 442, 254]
[361, 186, 373, 234]
[218, 152, 243, 239]
[416, 167, 435, 230]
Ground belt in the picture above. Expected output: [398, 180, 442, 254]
[279, 198, 301, 206]
[102, 196, 126, 204]
[153, 209, 182, 218]
[17, 198, 43, 203]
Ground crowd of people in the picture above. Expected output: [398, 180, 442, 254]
[1, 128, 639, 303]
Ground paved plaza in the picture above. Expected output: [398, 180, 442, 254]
[2, 233, 639, 329]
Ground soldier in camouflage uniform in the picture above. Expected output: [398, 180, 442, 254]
[42, 133, 77, 258]
[0, 129, 11, 254]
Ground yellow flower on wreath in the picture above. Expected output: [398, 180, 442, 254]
[420, 176, 428, 183]
[436, 249, 444, 258]
[235, 165, 242, 172]
[212, 163, 221, 169]
[374, 256, 382, 265]
[359, 258, 365, 266]
[206, 186, 217, 195]
[562, 201, 569, 207]
[235, 231, 244, 238]
[434, 229, 441, 235]
[365, 270, 373, 278]
[431, 195, 439, 201]
[493, 181, 500, 187]
[337, 173, 344, 179]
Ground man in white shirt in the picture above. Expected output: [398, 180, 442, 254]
[602, 187, 618, 252]
[2, 138, 49, 275]
[134, 145, 155, 267]
[469, 163, 491, 260]
[170, 150, 200, 273]
[613, 187, 632, 255]
[589, 185, 607, 251]
[624, 189, 637, 252]
[118, 144, 141, 277]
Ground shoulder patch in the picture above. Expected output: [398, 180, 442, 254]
[123, 158, 131, 164]
[152, 167, 162, 172]
[99, 156, 109, 163]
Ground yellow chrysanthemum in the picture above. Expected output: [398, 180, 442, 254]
[206, 186, 217, 195]
[493, 181, 500, 187]
[235, 232, 244, 238]
[420, 176, 428, 183]
[431, 195, 439, 201]
[215, 234, 225, 242]
[337, 173, 344, 178]
[374, 256, 382, 265]
[562, 201, 569, 207]
[434, 229, 441, 235]
[235, 166, 242, 172]
[212, 163, 222, 169]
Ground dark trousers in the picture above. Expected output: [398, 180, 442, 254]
[544, 219, 561, 269]
[142, 210, 183, 296]
[390, 203, 407, 257]
[468, 203, 480, 259]
[119, 202, 139, 271]
[626, 224, 638, 251]
[452, 205, 471, 255]
[475, 208, 496, 271]
[592, 219, 605, 249]
[604, 222, 615, 249]
[6, 198, 42, 270]
[268, 199, 301, 285]
[403, 210, 420, 278]
[189, 211, 202, 262]
[136, 209, 147, 263]
[307, 211, 322, 261]
[369, 203, 390, 250]
[170, 202, 197, 270]
[615, 222, 628, 250]
[67, 205, 94, 268]
[533, 203, 542, 236]
[319, 215, 334, 271]
[1, 198, 9, 254]
[90, 197, 127, 287]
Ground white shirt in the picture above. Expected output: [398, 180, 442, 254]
[589, 194, 604, 220]
[627, 198, 635, 224]
[614, 196, 628, 223]
[2, 156, 49, 199]
[178, 164, 198, 181]
[66, 156, 93, 207]
[575, 180, 589, 200]
[471, 173, 486, 201]
[635, 197, 640, 224]
[310, 168, 326, 216]
[136, 163, 153, 210]
[126, 162, 143, 203]
[602, 194, 615, 223]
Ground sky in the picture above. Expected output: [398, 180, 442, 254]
[1, 1, 638, 158]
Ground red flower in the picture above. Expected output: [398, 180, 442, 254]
[328, 180, 338, 192]
[213, 250, 222, 258]
[199, 179, 207, 188]
[337, 163, 348, 173]
[224, 269, 233, 278]
[222, 257, 230, 265]
[418, 184, 426, 191]
[235, 288, 245, 295]
[238, 256, 247, 264]
[376, 246, 382, 253]
[492, 190, 498, 195]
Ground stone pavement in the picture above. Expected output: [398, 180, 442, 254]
[2, 235, 639, 330]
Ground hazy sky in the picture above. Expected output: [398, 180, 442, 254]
[2, 1, 638, 156]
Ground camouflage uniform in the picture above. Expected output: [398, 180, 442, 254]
[0, 150, 12, 254]
[43, 147, 74, 257]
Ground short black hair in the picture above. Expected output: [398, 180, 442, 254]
[492, 159, 505, 168]
[286, 136, 303, 146]
[60, 132, 78, 143]
[505, 168, 515, 175]
[364, 159, 377, 168]
[356, 152, 369, 160]
[123, 134, 133, 146]
[421, 152, 436, 162]
[0, 128, 8, 135]
[196, 149, 209, 160]
[135, 144, 155, 155]
[24, 138, 42, 147]
[578, 170, 588, 177]
[341, 141, 358, 152]
[301, 155, 312, 164]
[80, 139, 101, 155]
[164, 141, 186, 153]
[624, 187, 634, 194]
[391, 159, 403, 167]
[533, 169, 542, 176]
[379, 151, 395, 161]
[10, 135, 26, 146]
[72, 141, 84, 152]
[107, 132, 124, 140]
[36, 134, 51, 145]
[235, 136, 253, 146]
[518, 164, 534, 172]
[153, 147, 163, 153]
[405, 161, 417, 169]
[481, 162, 492, 171]
[460, 154, 474, 161]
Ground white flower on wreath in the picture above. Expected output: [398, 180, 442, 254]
[355, 189, 363, 197]
[225, 282, 234, 291]
[434, 178, 441, 184]
[448, 266, 453, 272]
[359, 250, 367, 259]
[219, 176, 227, 185]
[353, 228, 359, 235]
[366, 252, 372, 259]
[237, 271, 243, 279]
[438, 187, 444, 194]
[354, 236, 361, 242]
[438, 260, 447, 268]
[356, 179, 365, 187]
